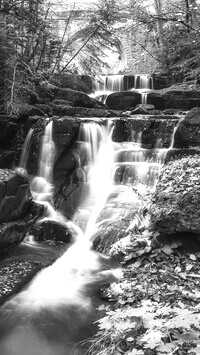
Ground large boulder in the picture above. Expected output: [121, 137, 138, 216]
[0, 170, 32, 223]
[150, 155, 200, 235]
[0, 221, 28, 251]
[30, 220, 71, 243]
[0, 170, 44, 252]
[174, 107, 200, 148]
[106, 91, 141, 110]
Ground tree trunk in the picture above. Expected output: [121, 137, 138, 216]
[153, 0, 164, 48]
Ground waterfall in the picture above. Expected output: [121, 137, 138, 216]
[30, 120, 83, 239]
[18, 128, 33, 172]
[30, 121, 55, 205]
[113, 129, 167, 189]
[134, 74, 154, 90]
[95, 74, 153, 93]
[96, 75, 135, 92]
[38, 121, 55, 183]
[134, 74, 154, 105]
[74, 121, 115, 240]
[0, 115, 179, 354]
[93, 74, 153, 105]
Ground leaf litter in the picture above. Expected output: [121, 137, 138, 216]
[88, 231, 200, 355]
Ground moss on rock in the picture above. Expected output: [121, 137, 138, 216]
[150, 155, 200, 235]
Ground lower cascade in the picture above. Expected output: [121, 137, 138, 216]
[0, 117, 176, 355]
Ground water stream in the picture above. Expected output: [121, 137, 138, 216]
[92, 74, 153, 104]
[0, 116, 177, 354]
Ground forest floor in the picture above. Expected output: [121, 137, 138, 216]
[88, 232, 200, 355]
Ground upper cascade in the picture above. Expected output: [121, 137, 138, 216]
[95, 74, 153, 93]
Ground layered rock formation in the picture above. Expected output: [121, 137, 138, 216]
[0, 170, 42, 251]
[112, 115, 179, 148]
[105, 87, 200, 111]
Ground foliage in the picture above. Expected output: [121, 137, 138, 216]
[124, 0, 200, 79]
[88, 234, 200, 355]
[0, 0, 121, 114]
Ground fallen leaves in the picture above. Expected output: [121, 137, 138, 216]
[94, 233, 200, 355]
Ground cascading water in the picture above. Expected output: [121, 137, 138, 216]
[74, 121, 115, 239]
[134, 75, 154, 90]
[0, 119, 121, 355]
[18, 128, 33, 173]
[113, 130, 168, 188]
[0, 114, 178, 354]
[95, 74, 135, 93]
[92, 74, 153, 105]
[134, 74, 153, 105]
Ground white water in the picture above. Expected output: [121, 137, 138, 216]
[134, 74, 154, 90]
[18, 128, 33, 173]
[113, 129, 170, 188]
[75, 122, 115, 240]
[0, 120, 123, 354]
[92, 74, 153, 105]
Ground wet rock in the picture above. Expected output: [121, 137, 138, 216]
[106, 91, 141, 110]
[163, 108, 183, 115]
[141, 104, 155, 111]
[174, 107, 200, 148]
[148, 109, 162, 115]
[30, 220, 71, 243]
[51, 104, 112, 117]
[112, 117, 179, 148]
[0, 151, 15, 169]
[0, 170, 32, 223]
[130, 106, 149, 115]
[56, 180, 88, 219]
[0, 221, 27, 251]
[152, 73, 171, 90]
[150, 155, 200, 235]
[161, 90, 200, 110]
[53, 148, 79, 181]
[147, 92, 165, 110]
[0, 120, 18, 147]
[53, 117, 80, 179]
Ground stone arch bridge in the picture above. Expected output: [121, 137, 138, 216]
[54, 6, 134, 72]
